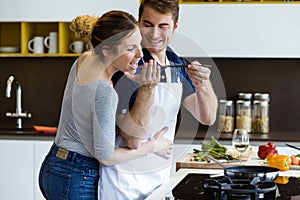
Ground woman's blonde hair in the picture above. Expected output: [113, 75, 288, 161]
[70, 11, 138, 57]
[69, 15, 98, 43]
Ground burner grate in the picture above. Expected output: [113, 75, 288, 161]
[204, 176, 276, 200]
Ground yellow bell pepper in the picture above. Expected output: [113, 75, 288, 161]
[275, 176, 290, 184]
[266, 154, 291, 171]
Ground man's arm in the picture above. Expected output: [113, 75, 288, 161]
[117, 86, 155, 149]
[182, 62, 218, 125]
[116, 60, 160, 149]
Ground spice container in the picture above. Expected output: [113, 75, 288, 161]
[236, 100, 252, 133]
[253, 100, 269, 133]
[218, 100, 234, 133]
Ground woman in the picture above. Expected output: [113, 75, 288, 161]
[38, 10, 173, 200]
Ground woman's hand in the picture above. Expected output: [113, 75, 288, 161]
[125, 59, 160, 89]
[150, 127, 173, 159]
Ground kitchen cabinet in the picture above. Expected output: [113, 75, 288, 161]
[0, 140, 34, 200]
[0, 22, 81, 57]
[0, 139, 53, 200]
[33, 141, 53, 200]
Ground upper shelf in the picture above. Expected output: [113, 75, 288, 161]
[0, 22, 84, 57]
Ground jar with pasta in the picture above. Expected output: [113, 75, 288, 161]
[218, 100, 234, 133]
[253, 100, 269, 133]
[236, 100, 252, 133]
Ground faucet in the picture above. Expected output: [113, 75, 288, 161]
[5, 75, 32, 129]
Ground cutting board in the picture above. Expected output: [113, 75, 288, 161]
[176, 153, 247, 171]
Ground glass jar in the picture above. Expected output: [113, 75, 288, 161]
[218, 100, 234, 133]
[236, 100, 252, 133]
[253, 100, 269, 133]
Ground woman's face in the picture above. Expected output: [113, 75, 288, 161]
[112, 29, 143, 75]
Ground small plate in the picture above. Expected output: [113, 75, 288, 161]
[0, 46, 20, 53]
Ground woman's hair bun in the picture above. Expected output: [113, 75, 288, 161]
[70, 15, 98, 43]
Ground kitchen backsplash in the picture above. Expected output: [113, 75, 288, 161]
[0, 57, 300, 133]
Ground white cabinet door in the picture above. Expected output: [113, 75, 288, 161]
[33, 140, 53, 200]
[0, 140, 34, 200]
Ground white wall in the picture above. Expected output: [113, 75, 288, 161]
[0, 1, 299, 58]
[0, 0, 139, 21]
[176, 4, 300, 58]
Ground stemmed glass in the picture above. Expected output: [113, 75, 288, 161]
[232, 129, 250, 162]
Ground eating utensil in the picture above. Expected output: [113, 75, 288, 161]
[160, 63, 212, 68]
[285, 143, 300, 151]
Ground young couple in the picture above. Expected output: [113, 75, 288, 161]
[39, 0, 218, 199]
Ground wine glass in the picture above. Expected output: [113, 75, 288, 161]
[232, 129, 249, 162]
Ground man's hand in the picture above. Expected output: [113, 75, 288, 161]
[185, 61, 211, 87]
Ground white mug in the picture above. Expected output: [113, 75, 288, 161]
[28, 36, 44, 54]
[69, 41, 84, 53]
[44, 32, 58, 53]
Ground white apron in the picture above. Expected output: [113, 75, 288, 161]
[98, 81, 182, 200]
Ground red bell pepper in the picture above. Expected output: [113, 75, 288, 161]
[258, 142, 278, 159]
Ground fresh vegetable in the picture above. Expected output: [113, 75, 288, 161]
[192, 136, 235, 161]
[275, 176, 290, 184]
[291, 154, 300, 165]
[266, 153, 291, 171]
[258, 142, 278, 159]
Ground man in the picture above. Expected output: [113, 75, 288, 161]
[98, 0, 218, 199]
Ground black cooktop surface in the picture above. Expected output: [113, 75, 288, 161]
[171, 173, 300, 200]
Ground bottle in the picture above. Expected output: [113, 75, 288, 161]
[253, 100, 269, 133]
[236, 100, 252, 133]
[218, 100, 234, 133]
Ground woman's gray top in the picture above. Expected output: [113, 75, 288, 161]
[55, 60, 117, 161]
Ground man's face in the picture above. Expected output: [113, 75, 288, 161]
[139, 6, 178, 55]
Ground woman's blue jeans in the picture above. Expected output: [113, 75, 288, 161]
[39, 143, 100, 200]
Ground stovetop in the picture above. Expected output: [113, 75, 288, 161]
[171, 173, 300, 200]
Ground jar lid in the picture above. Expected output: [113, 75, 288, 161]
[236, 100, 251, 106]
[226, 100, 233, 106]
[254, 100, 269, 106]
[219, 99, 227, 104]
[219, 99, 233, 106]
[254, 93, 270, 101]
[238, 92, 252, 100]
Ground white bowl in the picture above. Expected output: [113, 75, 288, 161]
[0, 46, 20, 53]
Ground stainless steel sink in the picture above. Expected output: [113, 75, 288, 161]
[0, 126, 37, 134]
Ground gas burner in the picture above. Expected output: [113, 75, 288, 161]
[204, 176, 276, 200]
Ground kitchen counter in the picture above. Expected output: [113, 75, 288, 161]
[175, 130, 300, 143]
[1, 129, 300, 143]
[146, 146, 300, 200]
[0, 128, 55, 140]
[146, 167, 300, 200]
